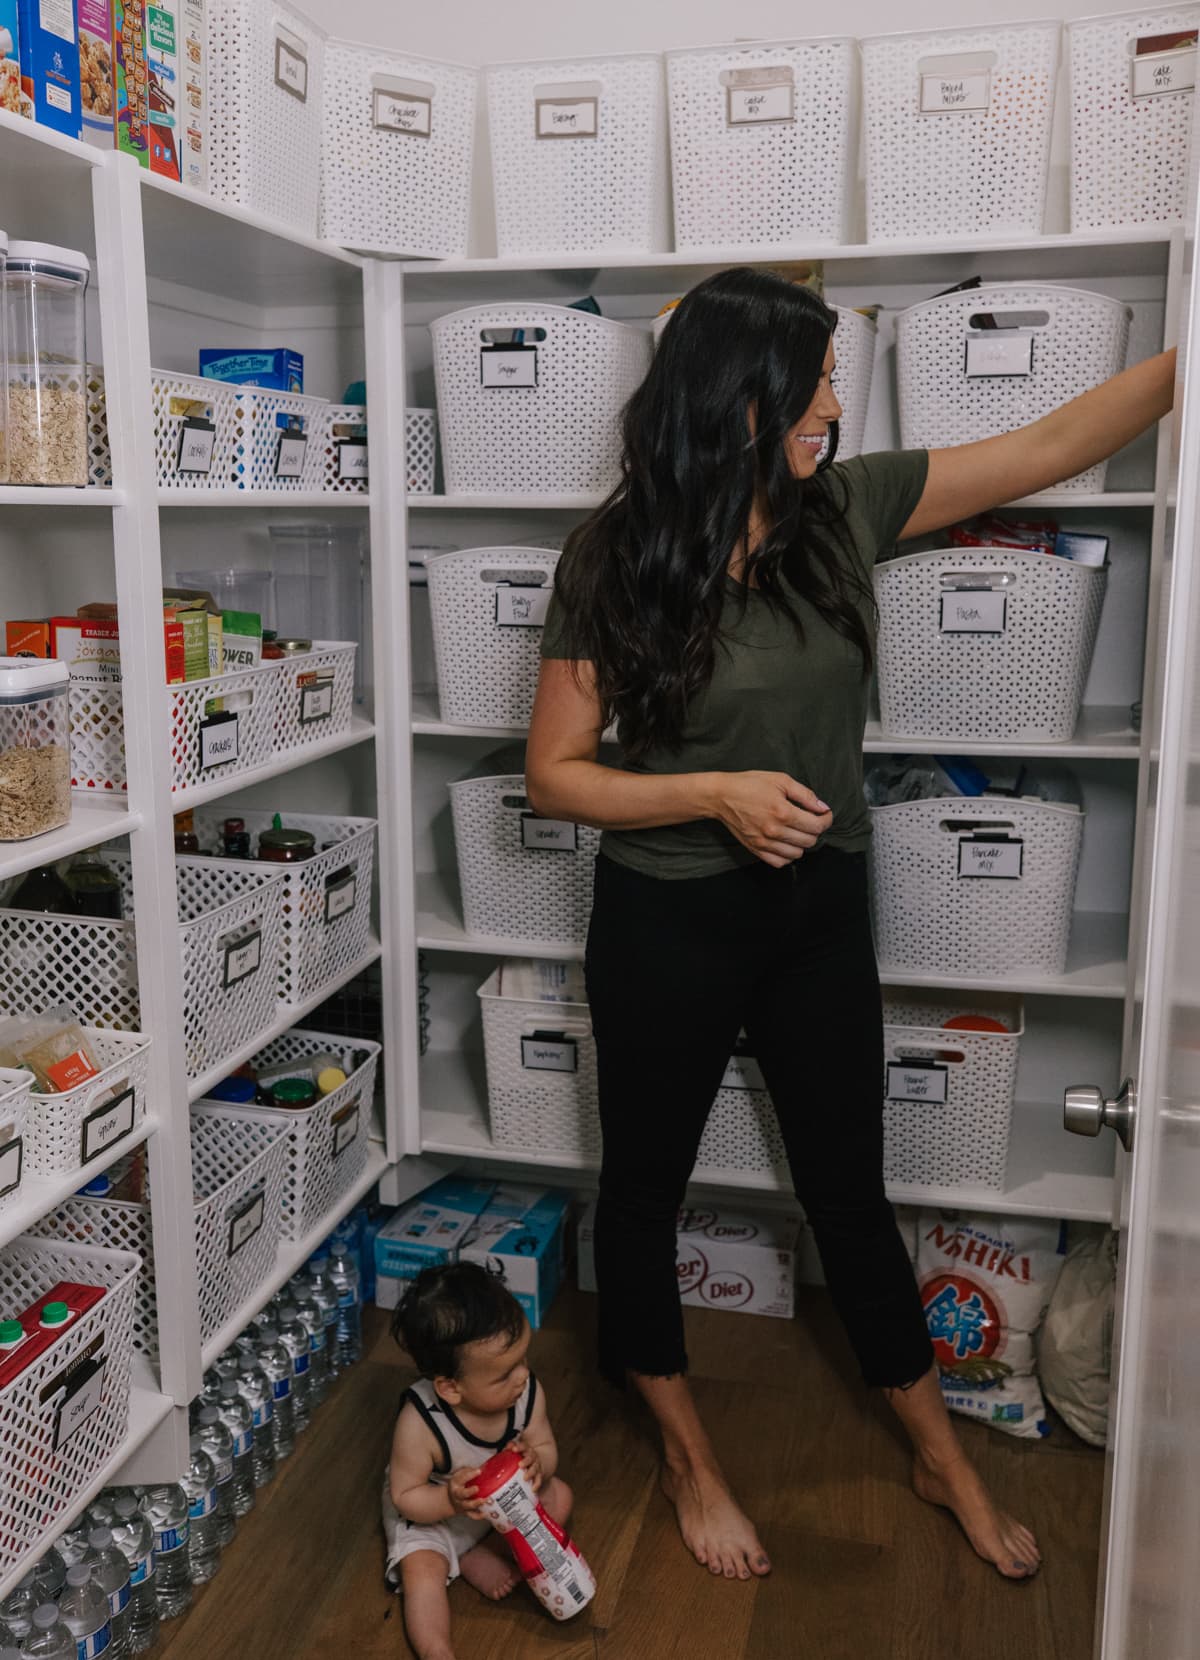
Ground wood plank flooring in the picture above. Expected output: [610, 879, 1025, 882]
[151, 1286, 1104, 1660]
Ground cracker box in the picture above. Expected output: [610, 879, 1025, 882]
[113, 0, 148, 163]
[178, 0, 202, 189]
[78, 0, 113, 145]
[145, 0, 179, 178]
[199, 349, 304, 393]
[1, 2, 31, 119]
[460, 1184, 571, 1330]
[578, 1200, 802, 1320]
[17, 0, 82, 136]
[374, 1177, 496, 1311]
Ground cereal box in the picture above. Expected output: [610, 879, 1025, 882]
[178, 0, 202, 189]
[0, 2, 32, 119]
[145, 0, 178, 178]
[77, 0, 111, 144]
[17, 0, 81, 136]
[113, 0, 147, 163]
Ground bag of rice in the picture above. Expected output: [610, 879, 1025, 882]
[916, 1210, 1068, 1439]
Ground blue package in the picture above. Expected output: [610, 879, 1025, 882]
[200, 349, 304, 393]
[374, 1177, 497, 1308]
[459, 1186, 571, 1330]
[17, 0, 82, 137]
[359, 1203, 396, 1302]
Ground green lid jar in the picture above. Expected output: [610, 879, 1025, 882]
[271, 1077, 318, 1110]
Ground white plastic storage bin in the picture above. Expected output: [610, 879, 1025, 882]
[210, 1029, 379, 1239]
[193, 810, 377, 1004]
[860, 21, 1060, 242]
[1068, 6, 1200, 230]
[320, 40, 477, 257]
[206, 0, 326, 234]
[406, 408, 438, 494]
[870, 795, 1085, 980]
[432, 304, 652, 495]
[665, 37, 857, 249]
[895, 283, 1132, 493]
[318, 405, 369, 494]
[882, 995, 1024, 1190]
[486, 52, 670, 256]
[450, 770, 600, 945]
[0, 1069, 31, 1208]
[24, 1032, 152, 1178]
[0, 1235, 139, 1571]
[271, 642, 357, 757]
[32, 1105, 289, 1360]
[86, 368, 241, 492]
[227, 387, 328, 492]
[874, 546, 1108, 742]
[830, 305, 877, 461]
[427, 546, 558, 727]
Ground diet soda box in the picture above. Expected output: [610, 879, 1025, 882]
[577, 1199, 802, 1320]
[374, 1176, 496, 1311]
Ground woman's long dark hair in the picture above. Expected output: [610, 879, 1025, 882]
[555, 267, 875, 760]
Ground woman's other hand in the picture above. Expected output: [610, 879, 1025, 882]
[711, 772, 833, 868]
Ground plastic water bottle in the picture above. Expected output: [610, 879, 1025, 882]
[233, 1352, 276, 1488]
[59, 1563, 111, 1659]
[33, 1544, 67, 1603]
[22, 1605, 74, 1659]
[286, 1278, 328, 1405]
[215, 1377, 256, 1518]
[193, 1404, 236, 1547]
[328, 1240, 362, 1367]
[84, 1530, 130, 1659]
[56, 1524, 93, 1569]
[86, 1494, 117, 1532]
[181, 1436, 221, 1585]
[0, 1574, 36, 1646]
[254, 1324, 295, 1461]
[275, 1305, 312, 1432]
[305, 1261, 341, 1384]
[109, 1495, 158, 1655]
[143, 1485, 192, 1620]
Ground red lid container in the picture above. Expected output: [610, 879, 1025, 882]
[473, 1449, 523, 1499]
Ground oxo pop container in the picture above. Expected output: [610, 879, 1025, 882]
[0, 228, 7, 483]
[0, 658, 71, 841]
[3, 242, 91, 486]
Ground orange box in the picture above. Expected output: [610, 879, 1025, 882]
[162, 615, 186, 684]
[5, 621, 51, 658]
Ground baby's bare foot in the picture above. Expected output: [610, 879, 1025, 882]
[661, 1462, 771, 1581]
[913, 1451, 1041, 1580]
[459, 1535, 520, 1602]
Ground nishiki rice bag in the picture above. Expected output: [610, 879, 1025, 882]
[916, 1211, 1068, 1439]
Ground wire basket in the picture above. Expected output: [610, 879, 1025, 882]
[226, 387, 328, 492]
[270, 643, 357, 757]
[426, 546, 558, 727]
[86, 368, 242, 492]
[21, 1032, 152, 1179]
[0, 1070, 32, 1210]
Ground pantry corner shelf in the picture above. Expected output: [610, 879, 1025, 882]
[0, 796, 142, 884]
[0, 1114, 160, 1256]
[171, 716, 376, 811]
[0, 486, 124, 507]
[157, 490, 374, 509]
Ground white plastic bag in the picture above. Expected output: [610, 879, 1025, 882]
[1035, 1230, 1116, 1447]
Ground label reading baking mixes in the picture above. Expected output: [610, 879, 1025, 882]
[886, 1058, 949, 1104]
[176, 416, 216, 474]
[53, 1355, 107, 1452]
[521, 813, 578, 852]
[275, 34, 308, 101]
[725, 66, 795, 125]
[481, 345, 538, 389]
[222, 929, 263, 990]
[964, 332, 1034, 378]
[521, 1034, 577, 1073]
[336, 440, 369, 479]
[920, 70, 990, 112]
[721, 1051, 766, 1092]
[299, 672, 335, 725]
[275, 431, 308, 478]
[227, 1191, 265, 1258]
[495, 584, 551, 626]
[332, 1099, 360, 1158]
[1132, 37, 1197, 99]
[939, 590, 1007, 634]
[199, 710, 240, 770]
[373, 88, 431, 133]
[536, 95, 598, 138]
[324, 869, 357, 923]
[81, 1087, 136, 1163]
[0, 1137, 22, 1200]
[957, 835, 1024, 880]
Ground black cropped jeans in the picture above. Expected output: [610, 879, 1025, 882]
[584, 845, 934, 1391]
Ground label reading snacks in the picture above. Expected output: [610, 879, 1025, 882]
[176, 416, 216, 475]
[222, 929, 263, 990]
[521, 813, 578, 853]
[521, 1034, 577, 1073]
[199, 710, 240, 771]
[332, 1099, 360, 1159]
[920, 70, 990, 112]
[535, 96, 598, 138]
[886, 1059, 949, 1104]
[0, 1136, 22, 1200]
[81, 1087, 136, 1164]
[228, 1191, 265, 1257]
[481, 345, 538, 389]
[495, 585, 551, 627]
[957, 834, 1024, 880]
[939, 590, 1007, 634]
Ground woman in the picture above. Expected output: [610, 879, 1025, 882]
[525, 268, 1173, 1585]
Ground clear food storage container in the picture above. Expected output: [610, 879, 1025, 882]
[3, 242, 90, 486]
[0, 658, 71, 841]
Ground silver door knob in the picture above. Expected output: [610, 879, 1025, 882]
[1064, 1079, 1136, 1151]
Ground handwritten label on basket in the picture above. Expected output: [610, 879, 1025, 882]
[1132, 39, 1197, 99]
[275, 430, 309, 478]
[721, 1051, 765, 1092]
[939, 590, 1007, 634]
[299, 670, 335, 725]
[52, 1353, 107, 1453]
[373, 88, 432, 133]
[521, 813, 578, 852]
[495, 583, 551, 626]
[725, 66, 795, 126]
[920, 71, 990, 112]
[332, 1099, 360, 1159]
[81, 1086, 135, 1164]
[521, 1034, 577, 1073]
[481, 345, 538, 389]
[176, 416, 216, 475]
[199, 710, 240, 770]
[222, 929, 263, 990]
[964, 332, 1034, 378]
[227, 1191, 265, 1258]
[0, 1136, 22, 1200]
[535, 95, 598, 138]
[336, 439, 369, 480]
[275, 35, 308, 102]
[886, 1059, 949, 1104]
[324, 869, 357, 923]
[958, 834, 1024, 880]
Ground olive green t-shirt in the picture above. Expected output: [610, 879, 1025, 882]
[540, 449, 930, 879]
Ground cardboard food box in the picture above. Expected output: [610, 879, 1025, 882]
[178, 0, 202, 189]
[5, 620, 50, 657]
[374, 1177, 496, 1311]
[18, 0, 82, 136]
[459, 1184, 571, 1330]
[577, 1199, 803, 1321]
[145, 0, 179, 178]
[78, 0, 113, 145]
[199, 349, 304, 393]
[49, 616, 121, 685]
[0, 2, 31, 120]
[113, 0, 148, 164]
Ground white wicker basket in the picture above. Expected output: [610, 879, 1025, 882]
[861, 20, 1060, 242]
[895, 283, 1132, 492]
[432, 304, 651, 495]
[205, 1029, 379, 1240]
[427, 546, 557, 727]
[882, 995, 1023, 1190]
[86, 368, 241, 492]
[320, 39, 477, 257]
[0, 1070, 31, 1210]
[206, 0, 326, 234]
[406, 408, 438, 494]
[0, 1235, 139, 1570]
[226, 386, 328, 492]
[23, 1032, 152, 1178]
[451, 772, 599, 945]
[874, 547, 1108, 742]
[870, 796, 1085, 979]
[1069, 6, 1200, 231]
[830, 306, 877, 461]
[86, 367, 110, 487]
[192, 810, 376, 1004]
[318, 405, 369, 494]
[271, 642, 357, 757]
[666, 36, 857, 248]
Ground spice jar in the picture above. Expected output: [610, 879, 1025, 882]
[257, 822, 315, 862]
[0, 658, 71, 841]
[3, 242, 90, 487]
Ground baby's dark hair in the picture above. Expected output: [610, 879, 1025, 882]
[391, 1261, 526, 1379]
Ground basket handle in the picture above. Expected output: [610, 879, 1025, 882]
[520, 1019, 590, 1039]
[479, 327, 548, 344]
[480, 567, 550, 586]
[967, 308, 1051, 331]
[939, 569, 1016, 590]
[939, 817, 1015, 833]
[501, 792, 530, 811]
[892, 1041, 966, 1066]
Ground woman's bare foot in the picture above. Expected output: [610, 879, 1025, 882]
[459, 1535, 520, 1602]
[661, 1461, 772, 1581]
[912, 1450, 1041, 1580]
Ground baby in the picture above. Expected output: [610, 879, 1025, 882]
[383, 1261, 574, 1660]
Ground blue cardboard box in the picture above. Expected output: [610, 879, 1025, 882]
[374, 1177, 496, 1309]
[200, 349, 304, 393]
[17, 0, 81, 137]
[459, 1185, 571, 1330]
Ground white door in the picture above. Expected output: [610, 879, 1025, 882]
[1071, 242, 1200, 1657]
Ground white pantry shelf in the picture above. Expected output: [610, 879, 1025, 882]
[0, 487, 123, 507]
[0, 1116, 160, 1255]
[158, 491, 373, 509]
[172, 718, 376, 811]
[0, 796, 141, 884]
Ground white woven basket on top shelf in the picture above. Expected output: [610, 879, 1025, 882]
[895, 283, 1132, 492]
[666, 36, 857, 248]
[0, 1070, 31, 1209]
[874, 546, 1108, 743]
[870, 796, 1085, 980]
[0, 1235, 139, 1571]
[86, 369, 241, 492]
[1069, 6, 1200, 231]
[432, 304, 652, 495]
[486, 51, 670, 256]
[320, 39, 477, 257]
[427, 546, 558, 727]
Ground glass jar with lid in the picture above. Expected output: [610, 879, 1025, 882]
[4, 241, 90, 486]
[0, 657, 71, 841]
[257, 822, 315, 862]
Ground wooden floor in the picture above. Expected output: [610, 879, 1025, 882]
[151, 1286, 1104, 1660]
